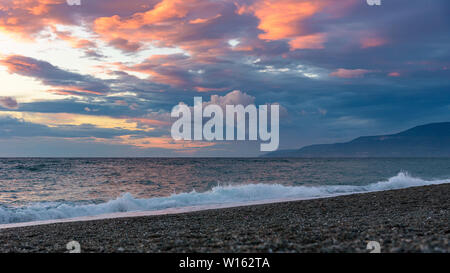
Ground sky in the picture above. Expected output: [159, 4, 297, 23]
[0, 0, 449, 157]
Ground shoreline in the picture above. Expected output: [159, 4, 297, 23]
[0, 197, 326, 230]
[0, 191, 368, 230]
[2, 171, 448, 230]
[0, 184, 448, 253]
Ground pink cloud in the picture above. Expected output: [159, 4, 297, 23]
[194, 86, 228, 92]
[388, 72, 401, 77]
[361, 37, 387, 48]
[330, 68, 371, 78]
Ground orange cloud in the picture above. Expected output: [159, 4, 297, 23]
[289, 33, 326, 50]
[0, 0, 360, 58]
[91, 1, 362, 87]
[237, 0, 323, 40]
[52, 27, 96, 49]
[0, 0, 70, 39]
[93, 0, 198, 41]
[0, 55, 39, 74]
[236, 0, 357, 51]
[57, 135, 217, 151]
[107, 135, 216, 150]
[127, 117, 171, 127]
[92, 0, 229, 59]
[189, 14, 221, 24]
[93, 0, 229, 62]
[50, 87, 104, 96]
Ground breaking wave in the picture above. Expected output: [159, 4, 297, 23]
[0, 171, 448, 225]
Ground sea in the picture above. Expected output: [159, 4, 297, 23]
[0, 158, 449, 226]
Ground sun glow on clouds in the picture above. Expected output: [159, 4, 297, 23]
[0, 30, 94, 75]
[0, 111, 154, 132]
[0, 0, 446, 155]
[0, 26, 181, 99]
[361, 37, 387, 49]
[289, 33, 326, 50]
[105, 135, 216, 150]
[0, 68, 61, 103]
[238, 0, 323, 40]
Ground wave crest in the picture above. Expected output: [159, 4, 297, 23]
[0, 171, 448, 225]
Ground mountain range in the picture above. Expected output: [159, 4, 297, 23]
[264, 122, 450, 157]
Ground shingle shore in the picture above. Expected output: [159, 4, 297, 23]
[0, 184, 448, 253]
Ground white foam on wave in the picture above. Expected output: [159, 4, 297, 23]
[0, 171, 448, 228]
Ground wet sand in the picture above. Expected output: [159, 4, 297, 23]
[0, 184, 448, 253]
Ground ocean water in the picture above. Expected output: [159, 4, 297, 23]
[0, 158, 449, 225]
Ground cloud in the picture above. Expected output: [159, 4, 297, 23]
[237, 0, 356, 51]
[121, 53, 240, 91]
[102, 135, 216, 150]
[0, 115, 144, 139]
[289, 33, 326, 50]
[206, 90, 255, 107]
[0, 0, 74, 39]
[330, 68, 372, 78]
[0, 55, 110, 95]
[0, 0, 160, 38]
[361, 37, 387, 49]
[92, 0, 226, 55]
[125, 54, 194, 87]
[108, 38, 142, 52]
[176, 90, 288, 118]
[0, 0, 449, 156]
[52, 28, 95, 48]
[0, 97, 18, 109]
[0, 114, 215, 152]
[237, 0, 323, 40]
[388, 72, 401, 77]
[51, 27, 105, 59]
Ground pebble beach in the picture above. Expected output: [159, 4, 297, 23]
[0, 184, 448, 253]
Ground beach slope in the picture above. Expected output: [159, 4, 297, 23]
[0, 184, 448, 253]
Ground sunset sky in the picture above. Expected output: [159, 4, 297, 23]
[0, 0, 449, 156]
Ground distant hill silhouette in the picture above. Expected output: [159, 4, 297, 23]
[264, 122, 450, 157]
